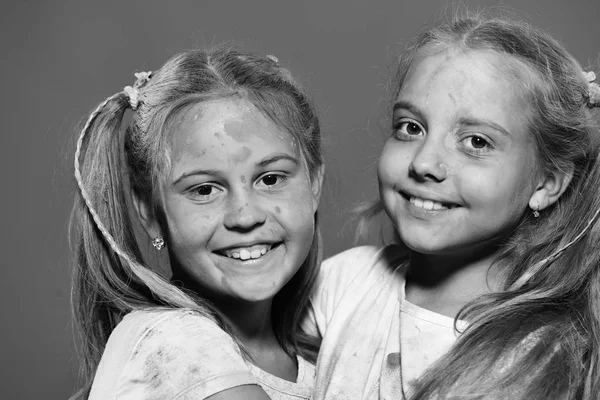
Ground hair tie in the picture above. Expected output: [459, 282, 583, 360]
[123, 71, 152, 110]
[583, 71, 600, 108]
[266, 55, 279, 65]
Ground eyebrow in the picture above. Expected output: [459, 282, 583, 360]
[258, 153, 299, 167]
[392, 100, 426, 121]
[458, 117, 511, 136]
[172, 168, 221, 186]
[172, 153, 299, 186]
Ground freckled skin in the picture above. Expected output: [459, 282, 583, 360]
[159, 98, 320, 303]
[378, 49, 541, 256]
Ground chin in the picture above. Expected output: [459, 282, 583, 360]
[233, 286, 281, 303]
[400, 236, 451, 255]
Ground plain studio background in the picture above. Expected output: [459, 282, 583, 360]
[2, 0, 599, 398]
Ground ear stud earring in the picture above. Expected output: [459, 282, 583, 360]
[532, 204, 540, 218]
[152, 236, 165, 250]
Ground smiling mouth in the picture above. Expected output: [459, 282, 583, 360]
[215, 243, 282, 261]
[401, 192, 460, 211]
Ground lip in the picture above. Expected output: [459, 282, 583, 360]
[214, 239, 280, 253]
[213, 241, 284, 264]
[399, 189, 461, 209]
[396, 190, 461, 217]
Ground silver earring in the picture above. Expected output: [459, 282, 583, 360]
[532, 203, 540, 218]
[152, 236, 165, 250]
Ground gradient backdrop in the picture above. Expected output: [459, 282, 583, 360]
[2, 0, 599, 398]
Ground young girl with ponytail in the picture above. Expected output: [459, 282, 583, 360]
[70, 48, 324, 400]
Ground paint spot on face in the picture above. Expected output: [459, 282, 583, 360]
[275, 206, 281, 214]
[240, 175, 246, 183]
[223, 118, 247, 142]
[231, 146, 251, 164]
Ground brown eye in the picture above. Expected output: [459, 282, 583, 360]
[195, 185, 214, 196]
[258, 174, 288, 189]
[190, 184, 223, 202]
[406, 123, 422, 135]
[262, 174, 279, 186]
[470, 136, 488, 149]
[393, 120, 425, 138]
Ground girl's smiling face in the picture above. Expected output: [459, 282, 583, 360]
[145, 98, 321, 303]
[378, 49, 543, 256]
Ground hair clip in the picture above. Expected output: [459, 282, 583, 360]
[123, 71, 152, 110]
[266, 55, 279, 65]
[583, 71, 600, 108]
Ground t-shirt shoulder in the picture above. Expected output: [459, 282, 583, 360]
[88, 309, 256, 400]
[319, 245, 407, 291]
[308, 245, 407, 336]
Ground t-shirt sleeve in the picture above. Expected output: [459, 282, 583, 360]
[306, 246, 384, 337]
[89, 310, 258, 400]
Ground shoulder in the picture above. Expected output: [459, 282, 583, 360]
[320, 245, 407, 285]
[108, 309, 238, 355]
[118, 308, 231, 343]
[89, 309, 256, 400]
[308, 245, 406, 331]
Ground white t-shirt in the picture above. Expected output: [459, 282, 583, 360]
[88, 309, 314, 400]
[307, 246, 464, 400]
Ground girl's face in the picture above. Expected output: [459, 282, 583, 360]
[378, 49, 542, 256]
[157, 98, 321, 303]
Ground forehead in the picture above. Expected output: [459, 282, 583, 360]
[168, 97, 298, 166]
[173, 97, 291, 141]
[398, 48, 534, 129]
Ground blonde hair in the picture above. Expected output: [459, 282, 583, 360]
[385, 11, 600, 399]
[70, 48, 323, 399]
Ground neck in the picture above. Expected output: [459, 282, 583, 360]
[405, 245, 504, 318]
[213, 298, 277, 347]
[170, 266, 277, 347]
[170, 269, 297, 381]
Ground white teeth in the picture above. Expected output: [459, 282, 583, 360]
[222, 244, 273, 260]
[410, 196, 449, 211]
[250, 249, 262, 259]
[239, 249, 251, 260]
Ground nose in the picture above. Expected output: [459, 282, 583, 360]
[223, 189, 267, 231]
[408, 136, 448, 182]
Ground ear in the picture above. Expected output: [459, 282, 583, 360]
[529, 166, 574, 211]
[132, 191, 162, 240]
[311, 164, 325, 210]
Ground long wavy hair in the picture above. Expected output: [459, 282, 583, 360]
[69, 48, 323, 399]
[386, 11, 600, 400]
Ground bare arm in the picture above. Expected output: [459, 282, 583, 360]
[206, 384, 271, 400]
